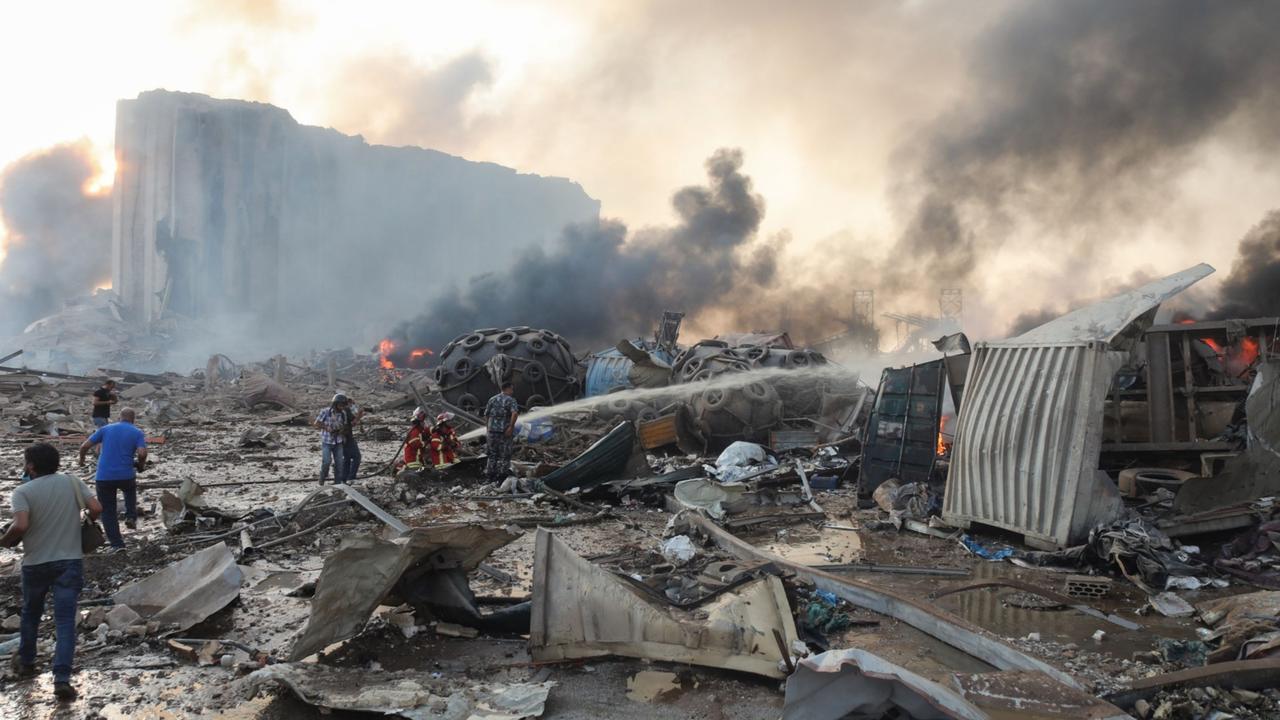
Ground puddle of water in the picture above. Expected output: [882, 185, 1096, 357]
[761, 528, 862, 565]
[626, 670, 681, 703]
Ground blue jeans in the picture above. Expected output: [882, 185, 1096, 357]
[97, 479, 137, 548]
[343, 437, 361, 480]
[92, 417, 108, 428]
[320, 443, 346, 483]
[20, 559, 83, 682]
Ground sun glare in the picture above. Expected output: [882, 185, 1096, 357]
[83, 145, 117, 196]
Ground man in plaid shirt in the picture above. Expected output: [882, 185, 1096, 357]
[314, 394, 352, 484]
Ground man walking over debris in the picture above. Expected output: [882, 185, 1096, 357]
[90, 378, 118, 428]
[430, 412, 461, 469]
[78, 407, 147, 552]
[315, 393, 351, 484]
[2, 442, 102, 701]
[484, 382, 519, 484]
[342, 396, 365, 480]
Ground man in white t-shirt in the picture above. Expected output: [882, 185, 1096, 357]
[1, 442, 102, 701]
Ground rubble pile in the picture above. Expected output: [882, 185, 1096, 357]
[2, 268, 1280, 720]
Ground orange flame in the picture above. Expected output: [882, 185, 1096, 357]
[936, 414, 951, 457]
[378, 338, 396, 369]
[1241, 336, 1260, 366]
[409, 348, 434, 360]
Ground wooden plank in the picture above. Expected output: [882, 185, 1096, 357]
[1105, 658, 1280, 709]
[1180, 334, 1196, 442]
[1147, 317, 1279, 333]
[1100, 441, 1235, 453]
[1145, 332, 1174, 443]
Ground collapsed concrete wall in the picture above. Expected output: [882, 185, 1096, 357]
[112, 90, 599, 351]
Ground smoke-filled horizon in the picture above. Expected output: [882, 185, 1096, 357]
[388, 148, 782, 353]
[3, 1, 1280, 357]
[0, 142, 111, 337]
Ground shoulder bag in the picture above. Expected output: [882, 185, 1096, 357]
[68, 475, 106, 554]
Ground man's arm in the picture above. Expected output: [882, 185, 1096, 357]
[0, 511, 29, 548]
[85, 496, 102, 521]
[506, 407, 519, 437]
[78, 439, 96, 466]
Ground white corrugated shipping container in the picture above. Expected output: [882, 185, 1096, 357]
[942, 341, 1125, 549]
[942, 263, 1216, 549]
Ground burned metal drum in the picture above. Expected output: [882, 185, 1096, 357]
[594, 395, 662, 424]
[432, 327, 581, 413]
[690, 380, 783, 448]
[745, 347, 830, 417]
[671, 341, 753, 383]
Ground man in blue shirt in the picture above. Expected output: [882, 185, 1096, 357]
[77, 407, 147, 553]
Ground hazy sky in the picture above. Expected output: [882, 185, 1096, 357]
[1, 0, 1276, 338]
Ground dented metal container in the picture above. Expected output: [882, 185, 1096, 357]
[942, 341, 1125, 549]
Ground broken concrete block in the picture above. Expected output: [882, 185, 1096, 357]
[121, 382, 156, 399]
[2, 614, 19, 631]
[105, 604, 142, 630]
[81, 607, 107, 628]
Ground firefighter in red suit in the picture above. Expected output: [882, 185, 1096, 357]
[402, 408, 429, 470]
[429, 412, 461, 468]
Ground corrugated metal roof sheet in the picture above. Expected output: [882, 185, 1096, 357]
[942, 341, 1125, 548]
[1006, 263, 1212, 347]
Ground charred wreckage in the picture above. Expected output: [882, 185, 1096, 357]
[3, 262, 1280, 719]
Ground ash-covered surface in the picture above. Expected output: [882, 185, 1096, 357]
[0, 353, 1275, 720]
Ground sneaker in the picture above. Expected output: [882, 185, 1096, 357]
[53, 682, 77, 701]
[106, 546, 127, 555]
[124, 519, 137, 530]
[9, 654, 35, 678]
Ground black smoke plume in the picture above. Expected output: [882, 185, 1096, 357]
[389, 148, 773, 351]
[885, 1, 1280, 293]
[0, 142, 112, 336]
[1211, 211, 1280, 319]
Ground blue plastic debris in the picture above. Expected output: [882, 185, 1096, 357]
[813, 589, 840, 606]
[960, 534, 1015, 561]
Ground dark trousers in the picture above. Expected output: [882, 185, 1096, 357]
[486, 432, 514, 482]
[20, 559, 83, 682]
[97, 478, 137, 548]
[344, 437, 362, 480]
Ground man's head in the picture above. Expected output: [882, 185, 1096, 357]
[120, 407, 137, 423]
[102, 379, 116, 390]
[332, 393, 350, 408]
[501, 382, 514, 396]
[24, 443, 60, 478]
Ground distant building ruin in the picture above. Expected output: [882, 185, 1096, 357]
[111, 90, 600, 348]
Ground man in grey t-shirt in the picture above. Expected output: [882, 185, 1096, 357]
[1, 443, 102, 701]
